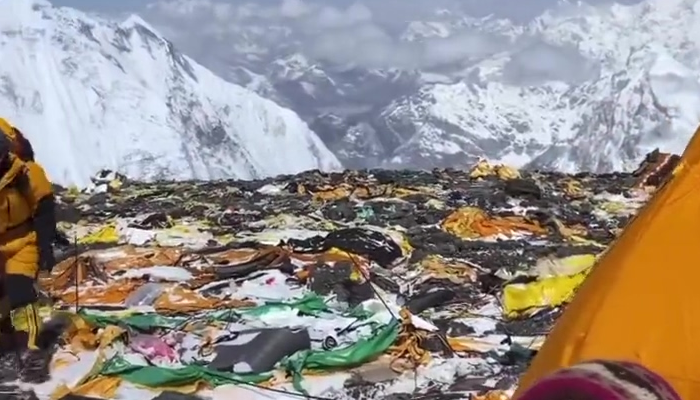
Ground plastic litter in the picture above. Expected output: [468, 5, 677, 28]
[124, 283, 167, 307]
[208, 328, 312, 374]
[38, 158, 666, 400]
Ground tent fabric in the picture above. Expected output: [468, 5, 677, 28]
[97, 321, 399, 391]
[514, 126, 700, 399]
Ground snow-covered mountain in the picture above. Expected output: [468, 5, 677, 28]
[151, 0, 700, 173]
[223, 54, 423, 169]
[0, 0, 340, 187]
[387, 0, 700, 173]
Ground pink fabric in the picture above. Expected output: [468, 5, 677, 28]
[129, 334, 179, 364]
[518, 374, 627, 400]
[517, 360, 681, 400]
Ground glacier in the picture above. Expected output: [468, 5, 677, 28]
[0, 0, 341, 187]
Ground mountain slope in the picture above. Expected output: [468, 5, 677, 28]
[528, 49, 700, 172]
[367, 0, 700, 173]
[153, 0, 700, 174]
[382, 48, 700, 172]
[0, 0, 340, 187]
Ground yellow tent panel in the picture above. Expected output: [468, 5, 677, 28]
[514, 125, 700, 399]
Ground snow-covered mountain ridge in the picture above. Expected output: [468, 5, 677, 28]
[361, 0, 700, 172]
[412, 0, 700, 172]
[159, 0, 700, 173]
[0, 0, 340, 187]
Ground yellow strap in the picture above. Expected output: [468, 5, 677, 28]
[11, 303, 40, 349]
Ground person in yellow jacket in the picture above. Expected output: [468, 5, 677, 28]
[0, 130, 56, 382]
[0, 118, 67, 249]
[0, 118, 36, 163]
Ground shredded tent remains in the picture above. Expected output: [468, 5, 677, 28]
[0, 149, 680, 400]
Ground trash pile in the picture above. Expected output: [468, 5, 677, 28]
[15, 156, 674, 400]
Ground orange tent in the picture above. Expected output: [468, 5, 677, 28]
[513, 126, 700, 399]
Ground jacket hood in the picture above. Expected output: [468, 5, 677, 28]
[0, 118, 12, 138]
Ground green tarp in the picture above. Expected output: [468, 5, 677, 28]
[285, 320, 400, 393]
[101, 356, 271, 386]
[80, 293, 329, 331]
[98, 320, 400, 391]
[80, 292, 399, 393]
[215, 294, 330, 320]
[81, 312, 187, 331]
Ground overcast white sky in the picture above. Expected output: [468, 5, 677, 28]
[52, 0, 643, 21]
[48, 0, 646, 77]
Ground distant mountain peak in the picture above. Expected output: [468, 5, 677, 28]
[0, 0, 340, 186]
[117, 14, 172, 50]
[152, 0, 700, 174]
[119, 14, 161, 36]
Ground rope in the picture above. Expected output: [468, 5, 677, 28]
[387, 308, 430, 373]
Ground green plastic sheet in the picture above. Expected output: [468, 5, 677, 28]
[285, 320, 400, 393]
[83, 293, 399, 394]
[97, 320, 399, 392]
[80, 293, 330, 331]
[212, 293, 330, 320]
[80, 311, 187, 331]
[100, 356, 271, 387]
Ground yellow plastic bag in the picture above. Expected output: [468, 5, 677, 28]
[502, 266, 592, 318]
[530, 254, 596, 278]
[469, 159, 520, 180]
[78, 224, 119, 244]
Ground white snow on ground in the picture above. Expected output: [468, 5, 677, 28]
[0, 0, 341, 187]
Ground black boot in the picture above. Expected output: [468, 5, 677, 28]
[18, 349, 50, 384]
[0, 351, 19, 382]
[0, 383, 39, 400]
